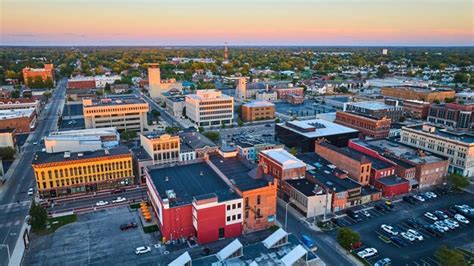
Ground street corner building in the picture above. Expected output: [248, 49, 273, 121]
[31, 146, 134, 198]
[145, 152, 277, 244]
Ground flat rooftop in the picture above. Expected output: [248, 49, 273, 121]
[62, 103, 84, 117]
[376, 175, 409, 186]
[84, 95, 146, 107]
[0, 108, 35, 119]
[278, 119, 358, 139]
[319, 142, 370, 164]
[341, 147, 394, 170]
[406, 124, 474, 144]
[243, 101, 275, 108]
[286, 179, 325, 197]
[208, 155, 272, 191]
[147, 162, 238, 207]
[178, 131, 217, 150]
[357, 139, 446, 164]
[33, 146, 130, 165]
[260, 148, 306, 169]
[346, 101, 396, 110]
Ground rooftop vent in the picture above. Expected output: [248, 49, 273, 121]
[64, 152, 71, 158]
[165, 176, 169, 182]
[166, 189, 176, 199]
[77, 153, 83, 157]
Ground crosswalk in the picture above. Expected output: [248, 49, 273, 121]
[0, 201, 31, 211]
[0, 219, 23, 228]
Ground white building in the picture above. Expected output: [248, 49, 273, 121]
[400, 124, 474, 177]
[94, 75, 122, 88]
[185, 90, 234, 127]
[44, 128, 120, 153]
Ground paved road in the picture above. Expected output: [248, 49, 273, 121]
[276, 202, 357, 266]
[0, 78, 67, 266]
[48, 187, 147, 213]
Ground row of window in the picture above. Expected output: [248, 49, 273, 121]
[152, 142, 179, 151]
[37, 170, 132, 189]
[226, 202, 242, 210]
[37, 160, 132, 181]
[85, 106, 146, 114]
[226, 214, 242, 222]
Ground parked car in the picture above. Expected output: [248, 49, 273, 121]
[390, 236, 405, 246]
[27, 188, 34, 196]
[454, 214, 470, 224]
[413, 195, 425, 202]
[407, 229, 423, 241]
[201, 247, 211, 256]
[401, 232, 415, 242]
[406, 218, 422, 229]
[434, 221, 449, 232]
[443, 219, 458, 229]
[425, 191, 437, 198]
[346, 210, 362, 221]
[301, 235, 317, 251]
[361, 210, 371, 218]
[135, 246, 151, 255]
[120, 222, 138, 231]
[357, 248, 378, 259]
[96, 201, 109, 206]
[112, 197, 127, 203]
[425, 225, 442, 237]
[385, 200, 394, 209]
[374, 258, 392, 266]
[380, 204, 391, 212]
[381, 224, 399, 235]
[374, 204, 386, 212]
[434, 210, 448, 219]
[424, 212, 438, 221]
[331, 218, 343, 227]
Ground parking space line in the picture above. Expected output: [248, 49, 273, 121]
[426, 256, 439, 265]
[420, 258, 431, 265]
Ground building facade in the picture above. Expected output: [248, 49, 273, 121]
[241, 101, 275, 122]
[285, 179, 332, 218]
[148, 64, 183, 99]
[402, 100, 431, 119]
[427, 103, 473, 131]
[44, 128, 120, 153]
[32, 147, 134, 198]
[22, 64, 54, 86]
[83, 96, 149, 132]
[400, 124, 474, 177]
[0, 98, 41, 114]
[185, 90, 234, 127]
[335, 111, 391, 139]
[381, 86, 455, 103]
[140, 133, 180, 165]
[0, 108, 36, 133]
[344, 101, 402, 122]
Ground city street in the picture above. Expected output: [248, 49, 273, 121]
[0, 78, 67, 266]
[276, 200, 358, 266]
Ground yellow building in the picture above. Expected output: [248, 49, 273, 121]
[32, 147, 133, 198]
[83, 96, 149, 133]
[140, 132, 180, 165]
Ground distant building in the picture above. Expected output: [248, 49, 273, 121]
[235, 77, 248, 100]
[44, 128, 119, 153]
[148, 64, 183, 99]
[427, 103, 473, 131]
[335, 111, 391, 139]
[185, 90, 234, 127]
[0, 98, 41, 114]
[402, 100, 431, 119]
[273, 86, 304, 100]
[381, 86, 455, 103]
[241, 101, 275, 122]
[67, 77, 96, 90]
[400, 124, 474, 177]
[344, 101, 402, 122]
[82, 95, 149, 132]
[22, 64, 54, 86]
[285, 179, 332, 218]
[165, 96, 185, 117]
[0, 128, 16, 149]
[110, 84, 129, 94]
[140, 132, 180, 165]
[275, 119, 359, 152]
[32, 146, 134, 198]
[286, 93, 304, 105]
[0, 108, 36, 133]
[456, 91, 474, 104]
[255, 90, 278, 101]
[382, 48, 388, 55]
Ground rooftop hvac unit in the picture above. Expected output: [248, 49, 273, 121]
[166, 189, 176, 199]
[64, 152, 71, 158]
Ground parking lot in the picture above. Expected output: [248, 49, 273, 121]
[24, 206, 164, 265]
[219, 123, 275, 143]
[327, 191, 474, 266]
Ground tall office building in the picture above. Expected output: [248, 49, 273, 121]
[148, 63, 182, 100]
[185, 89, 234, 127]
[236, 77, 247, 100]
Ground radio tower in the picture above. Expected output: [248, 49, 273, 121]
[224, 42, 228, 61]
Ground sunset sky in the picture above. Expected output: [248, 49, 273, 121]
[1, 0, 473, 46]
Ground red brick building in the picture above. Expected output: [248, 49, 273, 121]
[286, 94, 304, 105]
[22, 64, 54, 86]
[241, 101, 275, 122]
[273, 87, 304, 100]
[402, 100, 430, 119]
[67, 78, 96, 90]
[335, 111, 391, 139]
[0, 108, 36, 133]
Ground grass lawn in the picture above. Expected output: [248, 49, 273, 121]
[34, 214, 78, 235]
[129, 203, 141, 209]
[143, 225, 159, 234]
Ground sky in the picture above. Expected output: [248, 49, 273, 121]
[1, 0, 473, 46]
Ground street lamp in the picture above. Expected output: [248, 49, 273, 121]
[285, 199, 294, 231]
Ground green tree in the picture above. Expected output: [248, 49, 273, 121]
[433, 99, 441, 104]
[445, 98, 456, 103]
[198, 126, 204, 132]
[237, 120, 244, 127]
[43, 91, 52, 99]
[435, 246, 468, 266]
[203, 131, 220, 142]
[289, 147, 298, 156]
[120, 130, 137, 141]
[336, 227, 361, 250]
[29, 201, 48, 231]
[44, 77, 54, 88]
[95, 90, 104, 96]
[0, 147, 16, 160]
[11, 90, 20, 98]
[448, 173, 469, 189]
[376, 65, 390, 78]
[151, 109, 160, 118]
[453, 73, 469, 84]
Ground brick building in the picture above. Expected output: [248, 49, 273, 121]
[273, 86, 304, 100]
[427, 103, 473, 131]
[402, 100, 431, 119]
[381, 86, 455, 103]
[286, 94, 304, 105]
[241, 101, 275, 122]
[315, 142, 371, 186]
[335, 111, 391, 139]
[0, 108, 36, 133]
[344, 101, 402, 122]
[22, 64, 54, 86]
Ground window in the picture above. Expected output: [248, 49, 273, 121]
[232, 215, 236, 220]
[237, 214, 241, 219]
[227, 216, 230, 222]
[237, 202, 241, 208]
[257, 195, 261, 205]
[256, 209, 261, 218]
[245, 197, 249, 207]
[245, 210, 249, 219]
[232, 204, 236, 209]
[227, 205, 230, 211]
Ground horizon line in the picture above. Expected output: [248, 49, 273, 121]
[2, 44, 474, 48]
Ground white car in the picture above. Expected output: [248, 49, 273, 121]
[401, 232, 415, 242]
[135, 246, 151, 255]
[407, 229, 423, 241]
[434, 221, 449, 232]
[381, 224, 398, 235]
[357, 247, 378, 259]
[32, 142, 38, 145]
[112, 197, 126, 203]
[443, 219, 459, 229]
[413, 195, 425, 202]
[96, 201, 109, 206]
[454, 214, 470, 224]
[425, 191, 437, 198]
[424, 212, 438, 221]
[361, 210, 371, 217]
[27, 188, 34, 196]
